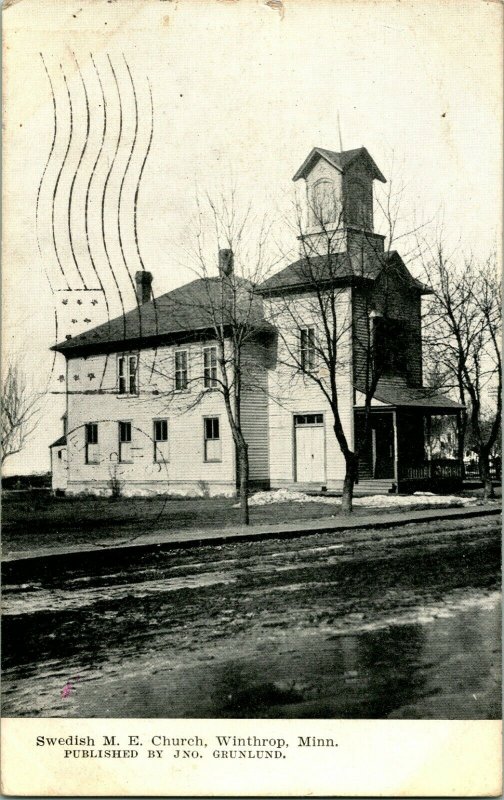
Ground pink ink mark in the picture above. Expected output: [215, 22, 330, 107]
[61, 676, 81, 699]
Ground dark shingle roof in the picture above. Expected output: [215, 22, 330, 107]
[258, 252, 365, 294]
[293, 146, 386, 182]
[52, 277, 273, 355]
[257, 250, 429, 296]
[49, 435, 67, 448]
[356, 381, 463, 410]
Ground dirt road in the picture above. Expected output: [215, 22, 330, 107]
[2, 514, 501, 718]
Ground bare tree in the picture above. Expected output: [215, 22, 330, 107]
[1, 359, 41, 465]
[150, 190, 274, 524]
[421, 240, 501, 498]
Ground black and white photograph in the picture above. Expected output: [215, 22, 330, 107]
[1, 0, 502, 794]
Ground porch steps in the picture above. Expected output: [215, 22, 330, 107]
[354, 480, 395, 495]
[302, 480, 395, 497]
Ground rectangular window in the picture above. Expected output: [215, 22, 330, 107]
[203, 346, 218, 388]
[204, 417, 221, 462]
[118, 421, 132, 463]
[373, 318, 407, 376]
[294, 413, 323, 426]
[118, 356, 126, 394]
[85, 423, 99, 464]
[128, 356, 138, 394]
[153, 419, 169, 463]
[117, 354, 138, 395]
[174, 350, 188, 391]
[300, 327, 316, 371]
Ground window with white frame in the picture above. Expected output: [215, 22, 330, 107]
[85, 422, 99, 464]
[153, 419, 168, 463]
[118, 421, 132, 462]
[300, 327, 316, 371]
[117, 354, 138, 395]
[204, 417, 221, 462]
[174, 350, 188, 391]
[203, 346, 218, 388]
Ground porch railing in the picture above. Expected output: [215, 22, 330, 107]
[399, 459, 462, 481]
[464, 460, 501, 481]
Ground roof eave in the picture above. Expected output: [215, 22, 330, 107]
[347, 147, 386, 183]
[257, 274, 372, 297]
[292, 147, 343, 182]
[49, 435, 67, 448]
[293, 146, 387, 183]
[51, 320, 273, 357]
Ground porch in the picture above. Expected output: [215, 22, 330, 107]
[354, 384, 464, 494]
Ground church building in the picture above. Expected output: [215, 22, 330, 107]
[50, 146, 463, 496]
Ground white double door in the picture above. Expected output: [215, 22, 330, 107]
[295, 420, 325, 483]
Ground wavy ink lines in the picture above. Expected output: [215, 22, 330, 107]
[36, 52, 156, 392]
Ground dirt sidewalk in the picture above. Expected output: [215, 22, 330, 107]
[3, 502, 500, 565]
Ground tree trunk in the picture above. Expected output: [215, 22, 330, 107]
[237, 441, 250, 525]
[479, 447, 495, 500]
[341, 451, 358, 514]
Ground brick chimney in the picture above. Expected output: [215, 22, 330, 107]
[135, 271, 153, 304]
[218, 249, 234, 277]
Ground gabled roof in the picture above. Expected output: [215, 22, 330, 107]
[257, 250, 429, 296]
[52, 277, 273, 356]
[293, 146, 386, 183]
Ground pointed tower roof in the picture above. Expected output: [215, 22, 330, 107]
[292, 146, 386, 183]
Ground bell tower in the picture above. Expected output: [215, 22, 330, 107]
[292, 146, 386, 255]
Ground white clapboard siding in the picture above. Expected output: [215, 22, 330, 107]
[65, 340, 236, 495]
[264, 289, 354, 487]
[240, 340, 270, 483]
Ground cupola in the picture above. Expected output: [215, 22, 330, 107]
[293, 146, 386, 240]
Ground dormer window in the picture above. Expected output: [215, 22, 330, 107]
[117, 354, 138, 395]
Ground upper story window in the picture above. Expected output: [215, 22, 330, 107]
[346, 177, 373, 230]
[85, 422, 99, 464]
[174, 350, 188, 391]
[118, 420, 132, 463]
[153, 419, 169, 463]
[311, 179, 338, 226]
[373, 318, 407, 376]
[203, 346, 218, 388]
[300, 327, 316, 372]
[117, 354, 138, 395]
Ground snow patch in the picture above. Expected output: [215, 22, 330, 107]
[240, 489, 477, 509]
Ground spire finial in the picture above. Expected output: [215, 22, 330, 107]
[337, 111, 344, 152]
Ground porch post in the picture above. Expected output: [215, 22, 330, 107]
[426, 413, 432, 460]
[393, 409, 399, 489]
[456, 410, 465, 478]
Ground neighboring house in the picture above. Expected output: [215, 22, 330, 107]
[50, 146, 463, 496]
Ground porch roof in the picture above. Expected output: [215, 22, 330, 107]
[356, 383, 463, 411]
[49, 435, 67, 448]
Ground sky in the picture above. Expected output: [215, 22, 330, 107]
[3, 0, 502, 474]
